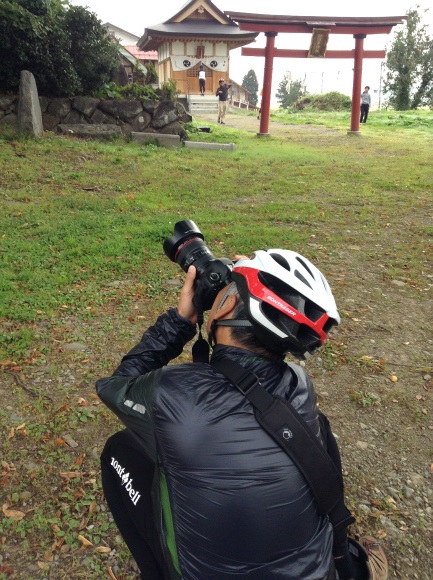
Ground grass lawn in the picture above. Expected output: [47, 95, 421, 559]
[0, 109, 432, 578]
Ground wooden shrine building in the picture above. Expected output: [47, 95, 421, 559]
[223, 12, 406, 135]
[137, 0, 258, 97]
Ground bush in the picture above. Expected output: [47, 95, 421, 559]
[294, 91, 351, 111]
[145, 62, 158, 85]
[94, 82, 159, 100]
[158, 79, 180, 103]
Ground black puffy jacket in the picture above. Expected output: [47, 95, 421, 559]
[96, 308, 333, 579]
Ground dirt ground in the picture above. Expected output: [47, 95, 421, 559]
[1, 112, 432, 579]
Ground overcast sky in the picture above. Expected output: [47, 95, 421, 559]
[69, 0, 432, 106]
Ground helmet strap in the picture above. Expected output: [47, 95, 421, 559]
[192, 311, 210, 363]
[207, 318, 254, 348]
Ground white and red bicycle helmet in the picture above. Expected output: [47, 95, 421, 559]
[231, 250, 340, 357]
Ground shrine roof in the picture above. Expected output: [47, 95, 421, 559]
[168, 0, 230, 25]
[138, 22, 258, 50]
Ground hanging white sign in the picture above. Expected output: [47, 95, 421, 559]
[203, 57, 228, 72]
[170, 56, 228, 72]
[170, 56, 201, 71]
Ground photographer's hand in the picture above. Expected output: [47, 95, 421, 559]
[177, 266, 198, 325]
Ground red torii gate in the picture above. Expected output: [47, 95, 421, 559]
[223, 13, 406, 135]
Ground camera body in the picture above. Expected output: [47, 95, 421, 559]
[163, 220, 233, 312]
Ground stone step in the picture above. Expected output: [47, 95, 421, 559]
[187, 96, 219, 115]
[191, 108, 219, 115]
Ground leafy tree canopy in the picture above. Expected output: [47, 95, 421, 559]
[0, 0, 119, 96]
[384, 8, 433, 110]
[242, 69, 259, 106]
[276, 73, 306, 109]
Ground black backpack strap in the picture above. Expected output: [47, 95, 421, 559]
[212, 357, 354, 527]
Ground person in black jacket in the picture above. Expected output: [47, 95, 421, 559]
[215, 78, 232, 123]
[97, 249, 361, 580]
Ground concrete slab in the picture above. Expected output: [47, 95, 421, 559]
[131, 132, 180, 148]
[185, 141, 236, 151]
[57, 124, 121, 138]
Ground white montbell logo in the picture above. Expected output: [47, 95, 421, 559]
[111, 457, 141, 505]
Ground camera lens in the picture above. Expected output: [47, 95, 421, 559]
[163, 220, 233, 311]
[163, 220, 215, 274]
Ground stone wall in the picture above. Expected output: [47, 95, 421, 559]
[0, 95, 192, 139]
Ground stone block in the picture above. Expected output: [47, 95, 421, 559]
[130, 111, 152, 132]
[18, 70, 43, 136]
[131, 132, 180, 148]
[72, 96, 100, 117]
[39, 96, 49, 113]
[57, 124, 122, 139]
[64, 110, 85, 124]
[42, 113, 60, 132]
[184, 141, 236, 151]
[47, 98, 71, 119]
[0, 113, 18, 130]
[89, 108, 113, 124]
[152, 101, 179, 128]
[158, 121, 187, 140]
[99, 99, 143, 121]
[0, 95, 17, 110]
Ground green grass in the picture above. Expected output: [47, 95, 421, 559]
[270, 107, 433, 132]
[1, 112, 432, 328]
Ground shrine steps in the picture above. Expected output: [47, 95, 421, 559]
[187, 95, 219, 115]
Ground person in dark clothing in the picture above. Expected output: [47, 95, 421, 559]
[198, 65, 205, 95]
[215, 77, 232, 123]
[360, 86, 371, 124]
[97, 249, 377, 579]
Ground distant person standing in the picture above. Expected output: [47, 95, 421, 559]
[216, 78, 232, 124]
[360, 86, 371, 124]
[257, 87, 263, 120]
[198, 65, 206, 96]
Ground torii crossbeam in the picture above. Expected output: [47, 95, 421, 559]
[224, 13, 406, 135]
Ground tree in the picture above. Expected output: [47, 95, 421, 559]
[242, 69, 259, 106]
[0, 0, 119, 96]
[276, 73, 305, 108]
[64, 6, 119, 94]
[384, 8, 433, 109]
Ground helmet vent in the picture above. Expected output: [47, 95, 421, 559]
[297, 324, 321, 348]
[295, 257, 314, 278]
[270, 252, 291, 271]
[323, 319, 336, 333]
[294, 269, 313, 289]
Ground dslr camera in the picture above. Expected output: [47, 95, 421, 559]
[163, 220, 233, 312]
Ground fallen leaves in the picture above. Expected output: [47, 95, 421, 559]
[78, 534, 112, 554]
[6, 422, 26, 440]
[77, 534, 93, 548]
[376, 529, 387, 540]
[37, 561, 50, 570]
[2, 503, 26, 521]
[77, 394, 101, 407]
[1, 461, 16, 472]
[107, 566, 118, 579]
[95, 546, 111, 553]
